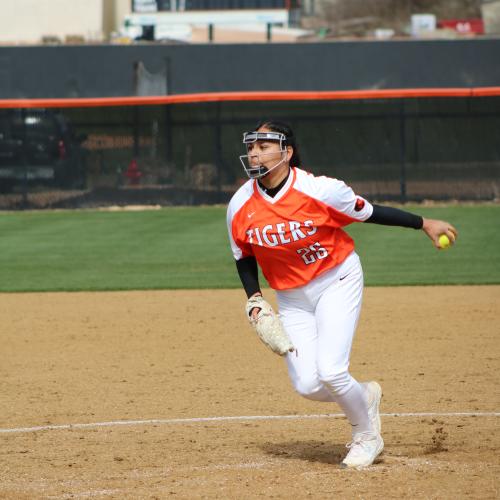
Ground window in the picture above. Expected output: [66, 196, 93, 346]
[133, 0, 292, 12]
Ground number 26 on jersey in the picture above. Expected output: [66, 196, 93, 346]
[296, 242, 328, 265]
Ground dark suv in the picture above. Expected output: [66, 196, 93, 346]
[0, 108, 86, 192]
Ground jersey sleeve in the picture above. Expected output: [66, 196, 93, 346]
[227, 210, 245, 260]
[294, 168, 373, 222]
[318, 177, 373, 222]
[226, 192, 254, 261]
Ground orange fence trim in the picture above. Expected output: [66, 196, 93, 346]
[0, 87, 499, 108]
[471, 87, 500, 97]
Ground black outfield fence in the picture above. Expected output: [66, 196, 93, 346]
[0, 91, 499, 209]
[1, 40, 500, 99]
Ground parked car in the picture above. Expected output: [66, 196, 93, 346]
[0, 108, 86, 192]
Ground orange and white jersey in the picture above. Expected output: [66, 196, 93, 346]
[227, 167, 373, 290]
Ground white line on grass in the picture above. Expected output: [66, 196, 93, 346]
[1, 412, 498, 435]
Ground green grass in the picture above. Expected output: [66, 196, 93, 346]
[0, 205, 498, 292]
[351, 205, 499, 286]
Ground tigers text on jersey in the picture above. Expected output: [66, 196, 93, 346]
[227, 167, 373, 290]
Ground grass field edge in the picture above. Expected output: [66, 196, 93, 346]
[1, 282, 499, 294]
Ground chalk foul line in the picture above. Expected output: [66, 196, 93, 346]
[0, 412, 498, 435]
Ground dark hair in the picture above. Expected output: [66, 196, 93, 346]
[255, 119, 301, 168]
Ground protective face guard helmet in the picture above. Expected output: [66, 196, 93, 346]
[239, 131, 287, 179]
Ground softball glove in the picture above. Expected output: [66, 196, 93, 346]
[245, 296, 295, 356]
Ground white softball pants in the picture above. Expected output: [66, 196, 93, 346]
[277, 252, 371, 432]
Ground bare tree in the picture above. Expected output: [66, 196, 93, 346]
[316, 0, 482, 36]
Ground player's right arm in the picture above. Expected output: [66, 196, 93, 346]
[235, 257, 261, 299]
[226, 191, 262, 318]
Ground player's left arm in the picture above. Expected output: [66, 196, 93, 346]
[421, 216, 458, 249]
[310, 175, 458, 249]
[365, 204, 458, 249]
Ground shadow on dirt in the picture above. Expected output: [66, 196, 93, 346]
[260, 440, 346, 465]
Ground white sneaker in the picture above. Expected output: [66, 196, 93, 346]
[363, 381, 383, 435]
[341, 431, 384, 469]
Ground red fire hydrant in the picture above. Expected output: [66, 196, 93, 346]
[124, 159, 142, 185]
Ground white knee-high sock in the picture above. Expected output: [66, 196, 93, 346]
[333, 379, 371, 434]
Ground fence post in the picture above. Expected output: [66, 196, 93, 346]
[20, 108, 28, 209]
[399, 99, 407, 203]
[164, 56, 172, 171]
[132, 62, 140, 166]
[133, 106, 139, 159]
[215, 101, 222, 193]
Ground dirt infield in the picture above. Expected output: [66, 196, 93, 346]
[1, 287, 499, 499]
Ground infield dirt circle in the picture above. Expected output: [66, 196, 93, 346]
[1, 286, 499, 499]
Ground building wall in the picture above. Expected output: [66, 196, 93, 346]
[0, 0, 132, 44]
[114, 0, 133, 34]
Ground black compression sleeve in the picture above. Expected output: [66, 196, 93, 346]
[365, 204, 423, 229]
[235, 256, 261, 298]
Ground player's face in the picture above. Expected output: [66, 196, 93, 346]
[239, 126, 291, 180]
[246, 139, 283, 168]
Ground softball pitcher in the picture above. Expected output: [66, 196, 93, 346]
[226, 120, 457, 468]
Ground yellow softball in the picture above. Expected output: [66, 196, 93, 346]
[438, 234, 451, 250]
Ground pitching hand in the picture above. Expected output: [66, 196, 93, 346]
[422, 218, 458, 249]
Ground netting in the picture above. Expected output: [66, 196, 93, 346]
[0, 95, 499, 209]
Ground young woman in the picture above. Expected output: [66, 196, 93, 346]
[226, 120, 457, 468]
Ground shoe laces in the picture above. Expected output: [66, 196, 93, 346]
[346, 431, 376, 451]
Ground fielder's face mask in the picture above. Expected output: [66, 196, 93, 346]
[239, 131, 288, 179]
